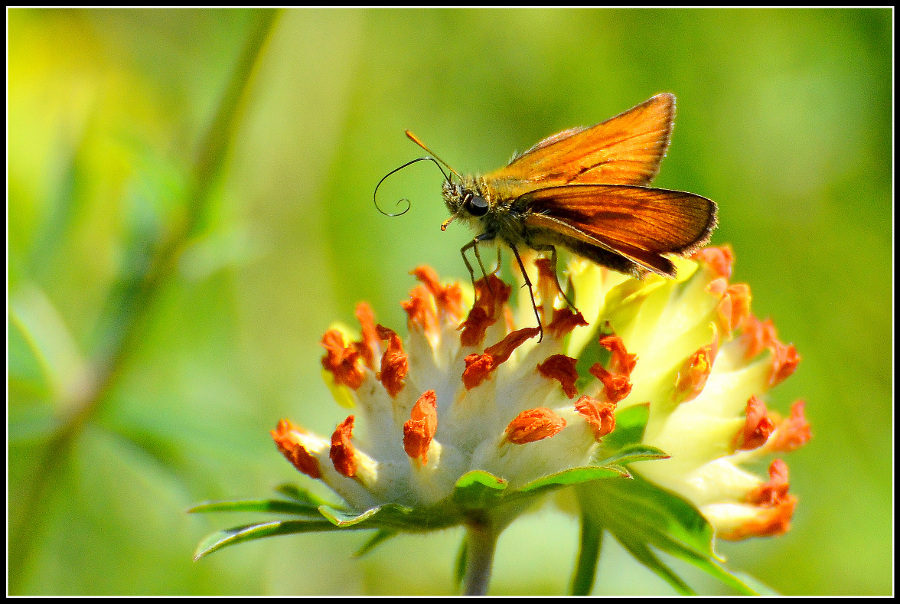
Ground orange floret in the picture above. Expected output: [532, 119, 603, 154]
[720, 460, 797, 540]
[734, 396, 775, 451]
[589, 363, 632, 403]
[537, 354, 580, 399]
[459, 274, 511, 347]
[376, 324, 408, 397]
[462, 327, 541, 390]
[320, 329, 366, 390]
[574, 395, 617, 441]
[740, 315, 778, 359]
[767, 400, 812, 452]
[410, 265, 465, 323]
[504, 407, 567, 445]
[403, 390, 438, 464]
[718, 283, 752, 333]
[693, 244, 734, 279]
[598, 334, 637, 376]
[271, 419, 321, 479]
[769, 340, 800, 386]
[354, 302, 381, 369]
[674, 341, 718, 404]
[401, 284, 439, 339]
[545, 308, 589, 340]
[330, 415, 357, 478]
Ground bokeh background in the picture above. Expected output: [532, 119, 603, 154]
[8, 8, 892, 596]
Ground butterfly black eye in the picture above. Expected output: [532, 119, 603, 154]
[464, 194, 489, 217]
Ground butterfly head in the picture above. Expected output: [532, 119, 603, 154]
[441, 177, 493, 232]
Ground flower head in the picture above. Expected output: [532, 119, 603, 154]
[273, 246, 809, 543]
[594, 246, 810, 540]
[195, 244, 809, 596]
[276, 262, 623, 513]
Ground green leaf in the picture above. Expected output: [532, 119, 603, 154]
[454, 538, 468, 587]
[274, 483, 343, 509]
[592, 443, 669, 467]
[191, 452, 682, 568]
[318, 503, 398, 527]
[187, 497, 324, 517]
[574, 329, 612, 391]
[574, 474, 757, 595]
[318, 501, 462, 532]
[602, 403, 650, 450]
[192, 518, 342, 561]
[451, 470, 508, 509]
[724, 570, 780, 595]
[615, 537, 694, 595]
[518, 465, 626, 494]
[354, 528, 398, 558]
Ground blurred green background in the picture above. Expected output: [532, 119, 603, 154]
[8, 8, 891, 596]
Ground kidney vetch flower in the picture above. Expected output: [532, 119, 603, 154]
[191, 245, 809, 595]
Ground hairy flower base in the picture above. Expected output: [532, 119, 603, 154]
[274, 246, 810, 542]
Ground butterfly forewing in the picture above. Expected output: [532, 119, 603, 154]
[488, 93, 676, 194]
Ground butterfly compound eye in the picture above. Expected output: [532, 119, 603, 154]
[464, 194, 489, 217]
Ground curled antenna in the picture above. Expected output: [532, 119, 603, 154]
[373, 156, 451, 217]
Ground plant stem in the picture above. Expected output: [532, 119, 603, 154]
[570, 514, 603, 595]
[463, 517, 500, 596]
[8, 12, 281, 594]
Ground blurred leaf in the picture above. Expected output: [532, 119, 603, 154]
[273, 483, 343, 509]
[575, 474, 756, 595]
[193, 519, 341, 561]
[188, 497, 325, 517]
[354, 529, 399, 558]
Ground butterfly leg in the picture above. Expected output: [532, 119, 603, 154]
[510, 243, 544, 342]
[461, 233, 497, 297]
[472, 239, 494, 284]
[532, 244, 578, 312]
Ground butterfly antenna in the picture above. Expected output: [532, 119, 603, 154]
[405, 130, 461, 181]
[373, 156, 450, 217]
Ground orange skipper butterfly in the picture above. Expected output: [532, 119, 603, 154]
[376, 93, 718, 335]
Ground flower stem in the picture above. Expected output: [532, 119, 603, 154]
[570, 513, 603, 595]
[463, 516, 500, 595]
[7, 12, 281, 595]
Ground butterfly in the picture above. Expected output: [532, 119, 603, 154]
[377, 93, 718, 336]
